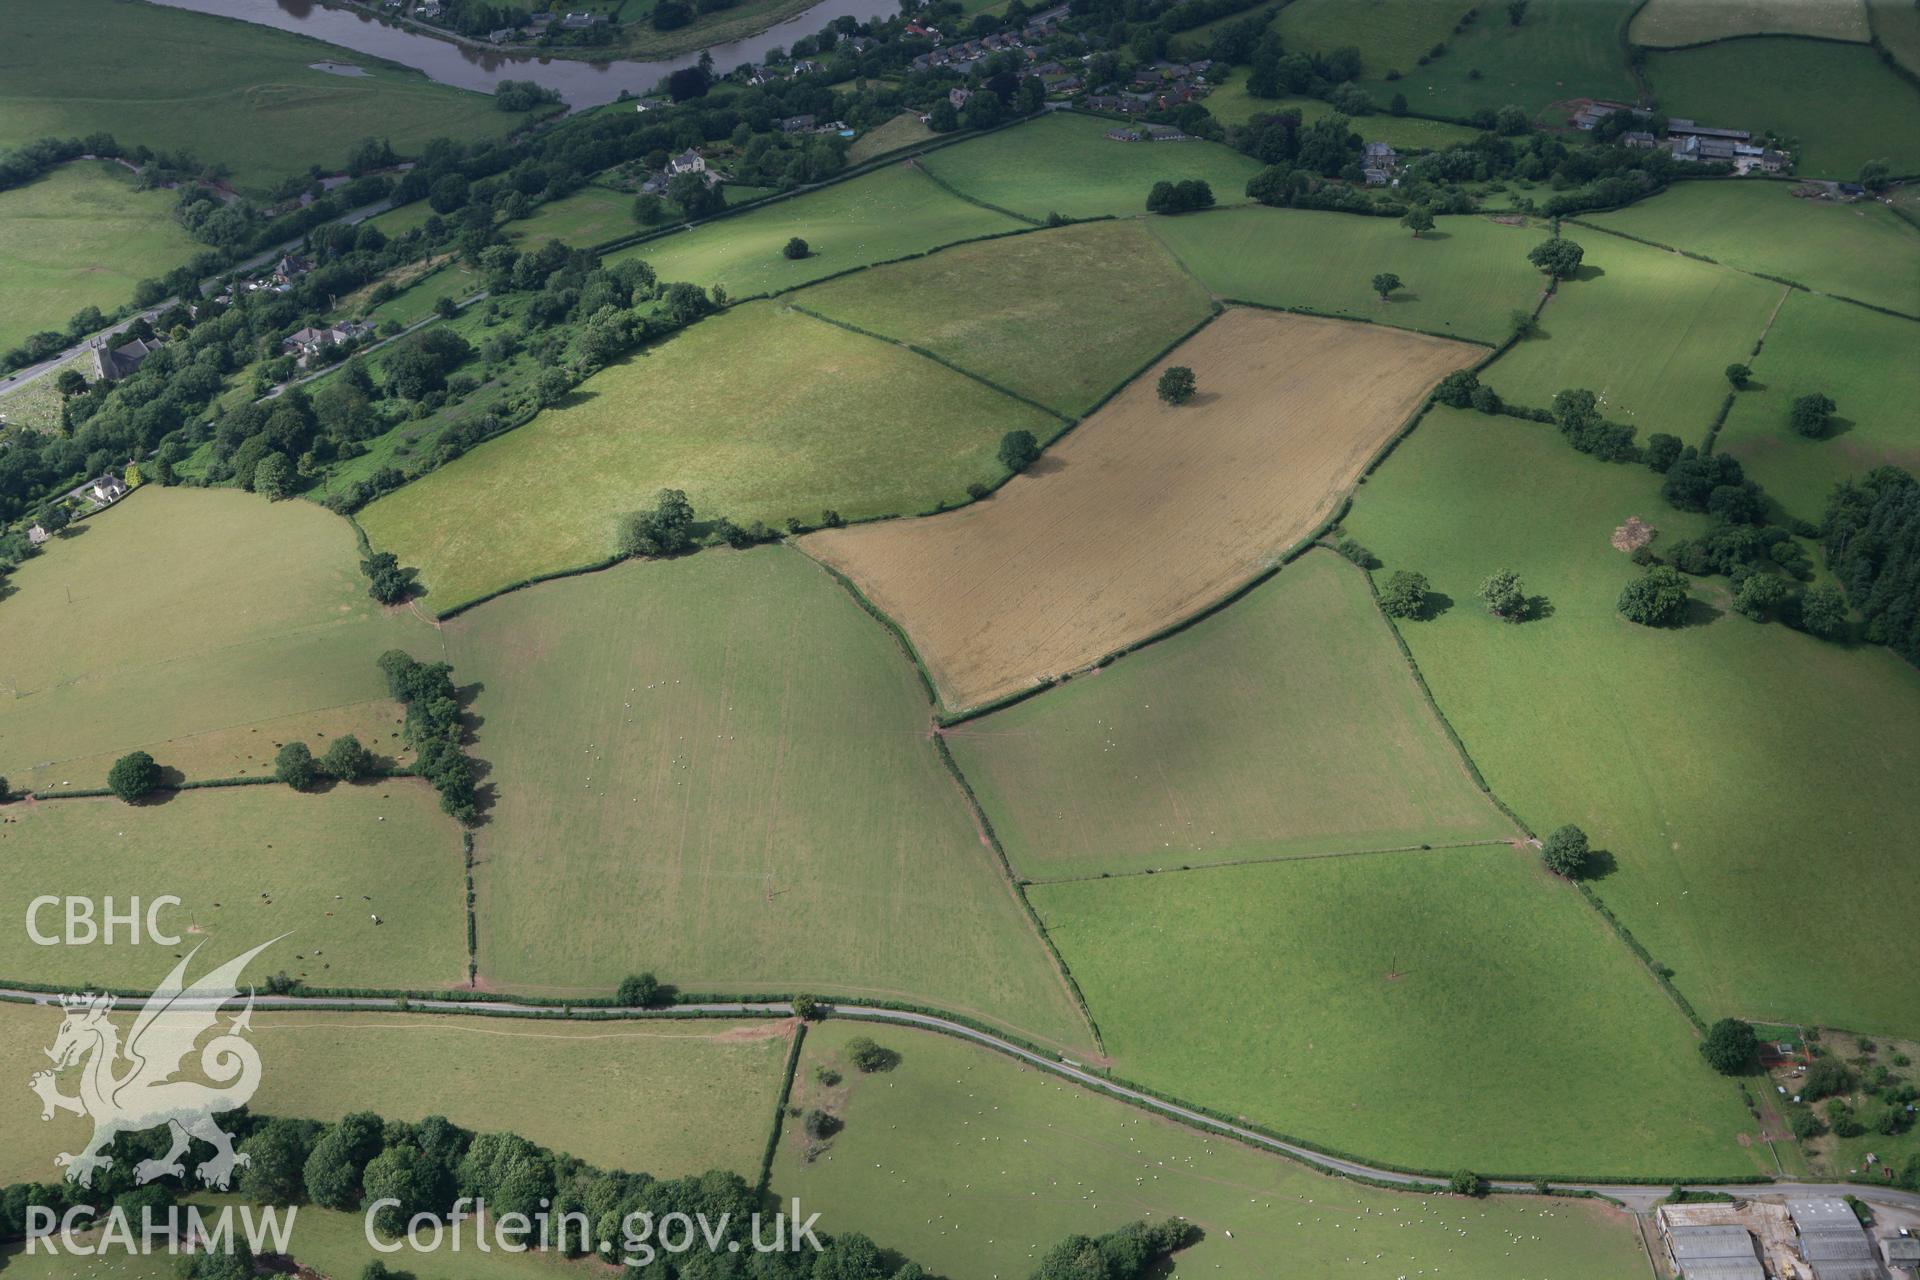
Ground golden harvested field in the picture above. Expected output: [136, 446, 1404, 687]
[800, 309, 1479, 712]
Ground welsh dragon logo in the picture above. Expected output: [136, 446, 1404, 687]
[28, 938, 281, 1190]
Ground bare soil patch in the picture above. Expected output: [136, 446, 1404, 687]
[1611, 516, 1658, 553]
[800, 308, 1479, 711]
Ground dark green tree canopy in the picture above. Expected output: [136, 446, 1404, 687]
[107, 750, 161, 803]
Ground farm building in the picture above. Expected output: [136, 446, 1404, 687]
[1664, 1224, 1765, 1280]
[1885, 1237, 1920, 1272]
[1787, 1199, 1878, 1280]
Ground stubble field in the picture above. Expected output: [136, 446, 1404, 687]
[801, 308, 1480, 712]
[1630, 0, 1869, 45]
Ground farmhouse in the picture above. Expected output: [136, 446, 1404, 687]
[667, 148, 706, 175]
[1787, 1199, 1878, 1280]
[281, 322, 371, 359]
[1621, 130, 1657, 148]
[66, 473, 128, 510]
[92, 334, 163, 382]
[781, 113, 816, 133]
[1363, 140, 1400, 185]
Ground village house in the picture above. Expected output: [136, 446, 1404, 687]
[91, 334, 163, 382]
[781, 113, 816, 133]
[1362, 140, 1400, 185]
[560, 11, 604, 29]
[667, 148, 706, 176]
[274, 254, 313, 284]
[65, 474, 128, 510]
[415, 0, 442, 18]
[488, 27, 514, 43]
[27, 524, 50, 547]
[282, 321, 372, 361]
[949, 87, 972, 109]
[1620, 130, 1657, 148]
[631, 95, 670, 112]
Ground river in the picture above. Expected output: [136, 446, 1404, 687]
[146, 0, 902, 108]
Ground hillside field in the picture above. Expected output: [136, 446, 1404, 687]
[1351, 0, 1641, 118]
[0, 0, 519, 194]
[1642, 38, 1920, 177]
[0, 1002, 789, 1185]
[774, 1018, 1649, 1279]
[1148, 207, 1546, 344]
[1583, 181, 1920, 317]
[1201, 77, 1485, 147]
[919, 112, 1264, 221]
[1631, 0, 1869, 45]
[945, 551, 1515, 879]
[803, 309, 1479, 712]
[1714, 292, 1920, 520]
[0, 162, 202, 358]
[608, 163, 1023, 300]
[508, 184, 643, 249]
[795, 220, 1216, 416]
[0, 782, 466, 992]
[1033, 848, 1769, 1177]
[0, 488, 432, 788]
[1273, 0, 1477, 80]
[443, 548, 1096, 1055]
[846, 110, 936, 163]
[1483, 227, 1785, 438]
[359, 301, 1055, 610]
[1874, 0, 1920, 74]
[1344, 406, 1920, 1037]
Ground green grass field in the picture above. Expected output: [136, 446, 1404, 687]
[1584, 180, 1920, 316]
[0, 782, 465, 993]
[355, 259, 485, 328]
[360, 301, 1055, 609]
[846, 111, 936, 164]
[1202, 76, 1486, 147]
[1643, 38, 1920, 177]
[507, 184, 642, 249]
[1344, 406, 1920, 1037]
[1350, 0, 1641, 119]
[1273, 0, 1476, 80]
[1873, 0, 1920, 74]
[608, 163, 1024, 300]
[1714, 292, 1920, 520]
[0, 0, 521, 196]
[1147, 207, 1546, 343]
[794, 220, 1215, 415]
[442, 548, 1096, 1055]
[0, 162, 202, 357]
[0, 488, 434, 788]
[1033, 846, 1765, 1177]
[774, 1019, 1650, 1279]
[920, 113, 1265, 222]
[1631, 0, 1869, 45]
[1483, 227, 1785, 436]
[946, 551, 1515, 879]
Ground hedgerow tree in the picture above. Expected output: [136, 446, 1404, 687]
[1527, 236, 1584, 279]
[1371, 271, 1403, 301]
[1378, 569, 1430, 619]
[1157, 365, 1196, 405]
[1541, 824, 1589, 877]
[1145, 179, 1214, 214]
[377, 650, 479, 823]
[618, 972, 662, 1007]
[1433, 368, 1479, 408]
[1700, 1019, 1758, 1075]
[1479, 568, 1525, 620]
[1724, 363, 1751, 390]
[1797, 583, 1848, 639]
[107, 750, 161, 803]
[360, 550, 419, 605]
[1400, 206, 1434, 237]
[321, 735, 374, 782]
[1790, 392, 1836, 439]
[302, 1112, 385, 1211]
[1617, 564, 1690, 626]
[998, 429, 1040, 473]
[275, 741, 318, 790]
[617, 488, 696, 558]
[1449, 1169, 1488, 1196]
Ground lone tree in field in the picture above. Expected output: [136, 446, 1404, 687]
[275, 741, 319, 791]
[998, 428, 1041, 473]
[1479, 569, 1526, 620]
[1789, 392, 1836, 438]
[845, 1035, 899, 1072]
[108, 751, 162, 804]
[1699, 1019, 1758, 1075]
[1527, 236, 1584, 280]
[783, 236, 810, 260]
[1541, 824, 1589, 878]
[1449, 1169, 1488, 1197]
[618, 972, 662, 1007]
[0, 776, 10, 803]
[321, 735, 375, 782]
[1617, 564, 1690, 627]
[1400, 206, 1434, 237]
[1157, 365, 1197, 405]
[1371, 271, 1403, 302]
[1378, 569, 1430, 619]
[1724, 362, 1752, 390]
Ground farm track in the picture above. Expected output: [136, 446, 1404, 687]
[5, 984, 1918, 1217]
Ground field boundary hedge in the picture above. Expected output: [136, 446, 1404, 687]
[908, 157, 1043, 225]
[930, 732, 1106, 1054]
[755, 1020, 806, 1195]
[1020, 836, 1518, 885]
[27, 769, 417, 803]
[1221, 296, 1499, 349]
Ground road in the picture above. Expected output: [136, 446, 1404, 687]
[7, 984, 1917, 1220]
[0, 197, 395, 394]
